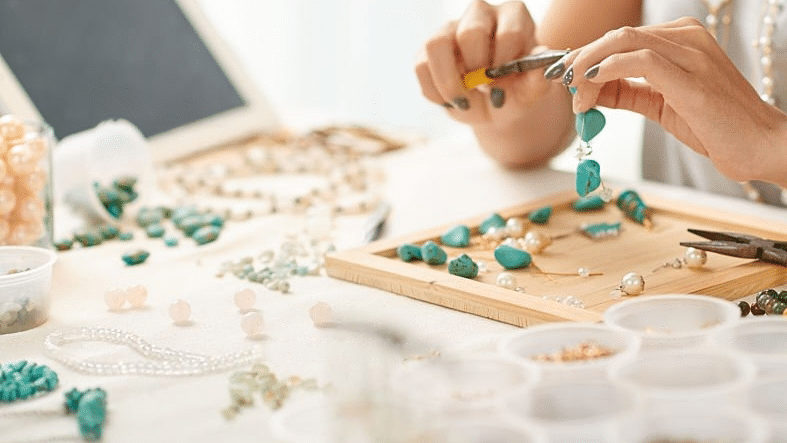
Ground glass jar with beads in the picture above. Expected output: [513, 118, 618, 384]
[0, 115, 54, 247]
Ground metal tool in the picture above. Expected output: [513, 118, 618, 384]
[361, 201, 391, 243]
[462, 49, 569, 89]
[679, 228, 787, 266]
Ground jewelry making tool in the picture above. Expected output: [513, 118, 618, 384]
[679, 228, 787, 266]
[462, 49, 569, 90]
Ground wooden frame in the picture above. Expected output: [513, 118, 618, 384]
[326, 191, 787, 327]
[0, 0, 278, 164]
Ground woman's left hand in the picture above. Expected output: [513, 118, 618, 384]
[555, 17, 787, 187]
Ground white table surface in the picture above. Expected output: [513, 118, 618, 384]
[2, 132, 787, 442]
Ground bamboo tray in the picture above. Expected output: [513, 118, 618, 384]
[325, 190, 787, 327]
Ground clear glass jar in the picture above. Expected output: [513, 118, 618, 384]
[0, 115, 54, 248]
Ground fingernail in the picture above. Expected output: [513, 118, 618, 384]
[562, 67, 574, 86]
[544, 61, 565, 80]
[453, 96, 470, 110]
[585, 64, 600, 79]
[490, 88, 505, 108]
[442, 102, 454, 109]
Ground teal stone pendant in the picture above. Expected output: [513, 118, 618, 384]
[397, 243, 422, 262]
[573, 195, 605, 211]
[528, 206, 552, 224]
[440, 225, 470, 247]
[494, 245, 532, 270]
[479, 213, 505, 234]
[575, 108, 606, 142]
[448, 254, 479, 278]
[576, 159, 601, 197]
[421, 241, 447, 265]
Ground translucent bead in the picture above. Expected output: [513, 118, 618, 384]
[577, 267, 590, 277]
[15, 195, 44, 221]
[309, 302, 334, 327]
[233, 288, 256, 311]
[104, 287, 127, 311]
[7, 143, 38, 175]
[496, 272, 517, 289]
[168, 299, 192, 325]
[126, 284, 148, 308]
[240, 312, 264, 338]
[0, 186, 16, 214]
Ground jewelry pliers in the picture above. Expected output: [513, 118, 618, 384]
[679, 228, 787, 267]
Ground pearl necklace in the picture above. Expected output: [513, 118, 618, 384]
[44, 327, 261, 376]
[755, 0, 785, 106]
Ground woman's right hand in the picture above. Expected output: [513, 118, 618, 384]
[415, 0, 552, 127]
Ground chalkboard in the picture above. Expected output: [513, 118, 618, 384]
[0, 0, 278, 162]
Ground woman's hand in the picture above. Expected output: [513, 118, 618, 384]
[557, 17, 787, 186]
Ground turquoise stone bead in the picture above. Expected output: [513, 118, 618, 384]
[65, 387, 83, 413]
[207, 214, 225, 228]
[581, 222, 622, 238]
[122, 249, 150, 266]
[118, 232, 134, 241]
[17, 383, 32, 399]
[54, 238, 74, 251]
[135, 208, 164, 227]
[97, 224, 120, 240]
[145, 223, 166, 238]
[440, 225, 470, 247]
[421, 241, 447, 265]
[479, 213, 505, 234]
[164, 235, 179, 247]
[113, 175, 138, 192]
[180, 215, 210, 236]
[192, 225, 221, 245]
[105, 203, 123, 219]
[397, 243, 422, 262]
[573, 195, 605, 211]
[494, 245, 532, 270]
[576, 159, 601, 197]
[76, 388, 107, 441]
[172, 206, 200, 227]
[73, 229, 103, 247]
[528, 206, 552, 224]
[575, 108, 606, 142]
[448, 254, 479, 278]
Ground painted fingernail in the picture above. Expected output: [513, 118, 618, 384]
[453, 96, 470, 110]
[544, 61, 565, 80]
[490, 88, 505, 108]
[585, 64, 600, 79]
[562, 67, 574, 86]
[442, 102, 454, 109]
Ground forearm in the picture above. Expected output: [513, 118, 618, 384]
[473, 81, 576, 168]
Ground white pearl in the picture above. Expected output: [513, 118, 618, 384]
[168, 299, 192, 324]
[104, 287, 127, 311]
[496, 272, 517, 289]
[126, 284, 148, 308]
[241, 311, 264, 338]
[309, 302, 334, 327]
[501, 238, 518, 248]
[620, 272, 645, 296]
[523, 231, 551, 254]
[577, 267, 590, 277]
[482, 226, 506, 242]
[504, 217, 525, 238]
[233, 288, 256, 311]
[683, 247, 707, 268]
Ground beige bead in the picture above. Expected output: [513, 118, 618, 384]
[20, 133, 47, 161]
[15, 195, 44, 221]
[7, 222, 34, 245]
[0, 187, 15, 215]
[20, 166, 46, 193]
[168, 299, 192, 325]
[683, 247, 707, 269]
[0, 219, 9, 242]
[0, 115, 25, 142]
[7, 143, 38, 175]
[104, 287, 127, 311]
[309, 302, 334, 328]
[233, 287, 256, 311]
[126, 284, 148, 308]
[241, 311, 264, 338]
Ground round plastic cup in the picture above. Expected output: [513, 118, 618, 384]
[622, 405, 770, 443]
[0, 246, 57, 334]
[497, 322, 641, 382]
[52, 119, 156, 225]
[499, 379, 641, 443]
[603, 294, 741, 349]
[270, 398, 415, 443]
[390, 355, 539, 421]
[747, 377, 787, 442]
[410, 418, 546, 443]
[608, 348, 755, 409]
[709, 317, 787, 377]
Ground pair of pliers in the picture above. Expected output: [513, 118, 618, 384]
[680, 229, 787, 267]
[462, 49, 569, 89]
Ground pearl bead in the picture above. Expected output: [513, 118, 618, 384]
[104, 287, 127, 311]
[482, 226, 506, 242]
[620, 272, 645, 296]
[126, 284, 148, 308]
[683, 247, 707, 269]
[501, 238, 519, 248]
[233, 288, 256, 311]
[504, 217, 526, 237]
[8, 223, 35, 245]
[523, 231, 551, 254]
[21, 134, 47, 161]
[309, 302, 334, 327]
[15, 195, 44, 221]
[21, 166, 46, 192]
[169, 299, 192, 325]
[0, 115, 24, 141]
[241, 311, 264, 338]
[0, 186, 16, 214]
[496, 272, 517, 289]
[7, 143, 38, 175]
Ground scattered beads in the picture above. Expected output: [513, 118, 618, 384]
[121, 248, 150, 266]
[168, 299, 192, 325]
[746, 288, 787, 316]
[447, 254, 479, 278]
[615, 272, 645, 296]
[496, 272, 517, 289]
[396, 243, 422, 262]
[531, 341, 614, 363]
[737, 300, 751, 317]
[573, 195, 606, 211]
[421, 241, 447, 265]
[0, 360, 58, 403]
[440, 225, 470, 247]
[523, 231, 552, 254]
[479, 213, 505, 234]
[542, 294, 586, 309]
[683, 247, 708, 268]
[103, 287, 127, 311]
[494, 244, 532, 270]
[579, 222, 622, 239]
[126, 284, 148, 308]
[65, 387, 108, 441]
[617, 189, 652, 227]
[309, 302, 334, 327]
[233, 288, 256, 311]
[240, 312, 264, 338]
[528, 206, 552, 224]
[504, 217, 526, 237]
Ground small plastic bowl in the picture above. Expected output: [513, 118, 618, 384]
[603, 294, 741, 349]
[747, 377, 787, 442]
[497, 322, 641, 382]
[390, 355, 539, 419]
[412, 418, 546, 443]
[709, 317, 787, 377]
[623, 406, 770, 443]
[608, 348, 755, 410]
[0, 246, 57, 334]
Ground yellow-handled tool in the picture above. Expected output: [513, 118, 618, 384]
[462, 49, 569, 90]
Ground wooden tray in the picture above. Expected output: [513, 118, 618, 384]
[325, 190, 787, 327]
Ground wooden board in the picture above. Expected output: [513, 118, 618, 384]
[325, 190, 787, 327]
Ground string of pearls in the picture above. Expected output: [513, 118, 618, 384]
[755, 0, 784, 105]
[44, 327, 261, 376]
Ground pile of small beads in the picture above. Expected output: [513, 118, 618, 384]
[530, 341, 615, 363]
[93, 175, 138, 219]
[738, 288, 787, 317]
[0, 296, 42, 334]
[0, 115, 50, 246]
[0, 360, 59, 402]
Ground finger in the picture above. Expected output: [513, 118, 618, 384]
[490, 1, 535, 67]
[571, 81, 604, 114]
[415, 49, 449, 107]
[456, 0, 496, 72]
[425, 21, 480, 111]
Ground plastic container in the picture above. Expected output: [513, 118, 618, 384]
[410, 419, 546, 443]
[608, 348, 755, 410]
[0, 246, 57, 334]
[709, 317, 787, 377]
[622, 406, 770, 443]
[747, 377, 787, 443]
[499, 379, 641, 443]
[603, 294, 741, 349]
[52, 119, 156, 225]
[390, 355, 539, 421]
[497, 322, 641, 382]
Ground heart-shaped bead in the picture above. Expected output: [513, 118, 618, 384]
[575, 108, 606, 142]
[576, 159, 601, 197]
[440, 225, 470, 247]
[494, 245, 532, 270]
